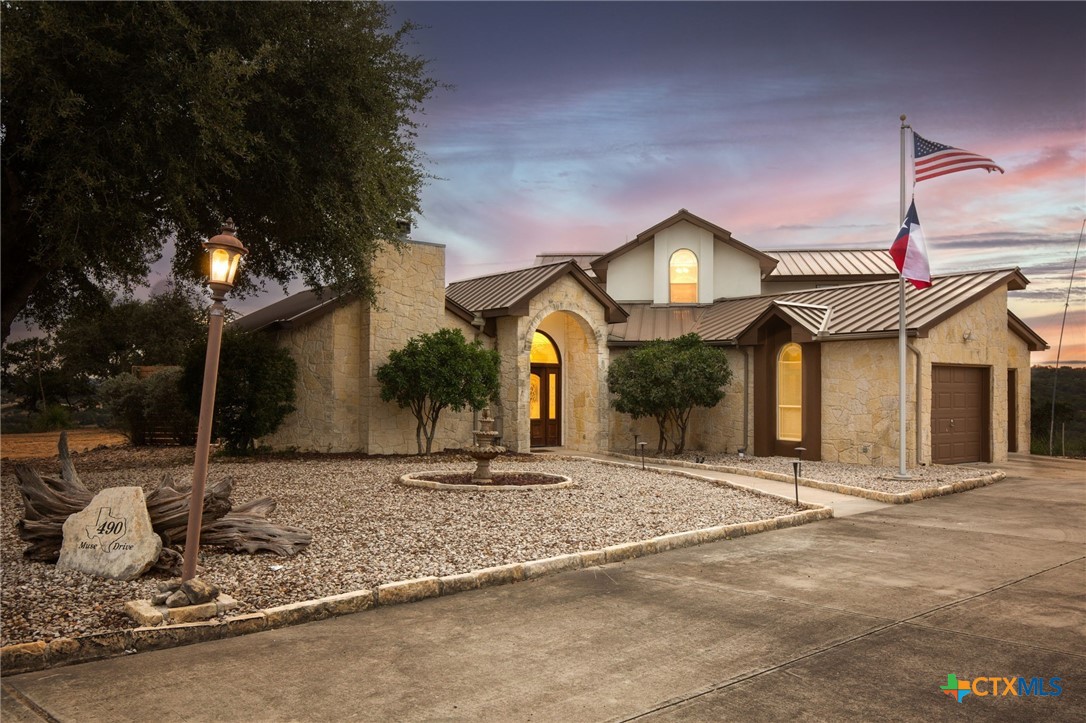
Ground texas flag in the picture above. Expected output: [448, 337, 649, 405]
[890, 200, 931, 289]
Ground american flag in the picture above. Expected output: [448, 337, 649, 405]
[913, 133, 1004, 183]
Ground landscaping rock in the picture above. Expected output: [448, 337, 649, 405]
[56, 487, 161, 581]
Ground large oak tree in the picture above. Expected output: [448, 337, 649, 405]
[1, 1, 439, 340]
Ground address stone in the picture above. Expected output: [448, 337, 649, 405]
[57, 486, 162, 581]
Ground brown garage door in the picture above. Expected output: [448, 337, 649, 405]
[932, 365, 989, 464]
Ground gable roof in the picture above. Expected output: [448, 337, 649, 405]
[611, 268, 1041, 347]
[590, 209, 779, 282]
[446, 260, 628, 323]
[764, 249, 898, 280]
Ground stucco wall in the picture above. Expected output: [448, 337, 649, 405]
[605, 242, 654, 301]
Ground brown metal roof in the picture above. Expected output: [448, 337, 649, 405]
[446, 261, 628, 323]
[534, 253, 603, 276]
[610, 268, 1036, 345]
[1008, 310, 1048, 351]
[609, 304, 707, 345]
[765, 249, 898, 279]
[231, 288, 346, 333]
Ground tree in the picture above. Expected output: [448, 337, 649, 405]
[55, 287, 206, 381]
[1, 1, 439, 340]
[0, 336, 88, 410]
[99, 368, 197, 446]
[377, 328, 501, 454]
[607, 333, 733, 454]
[181, 330, 297, 453]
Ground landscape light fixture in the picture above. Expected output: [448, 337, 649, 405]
[182, 220, 248, 582]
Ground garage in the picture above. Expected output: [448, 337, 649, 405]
[931, 365, 990, 464]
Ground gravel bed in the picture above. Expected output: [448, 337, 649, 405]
[1, 448, 802, 647]
[663, 452, 995, 494]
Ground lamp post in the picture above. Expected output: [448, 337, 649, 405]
[182, 220, 248, 582]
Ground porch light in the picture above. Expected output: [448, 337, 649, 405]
[203, 219, 248, 299]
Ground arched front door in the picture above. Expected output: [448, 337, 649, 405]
[530, 331, 561, 447]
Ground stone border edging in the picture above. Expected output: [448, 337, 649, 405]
[605, 453, 1006, 504]
[2, 462, 831, 677]
[399, 472, 574, 491]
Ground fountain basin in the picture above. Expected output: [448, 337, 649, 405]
[399, 471, 574, 491]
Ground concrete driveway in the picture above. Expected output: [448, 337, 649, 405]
[3, 454, 1083, 722]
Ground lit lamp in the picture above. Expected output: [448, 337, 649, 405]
[182, 219, 248, 582]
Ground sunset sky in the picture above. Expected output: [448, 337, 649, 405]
[379, 1, 1085, 365]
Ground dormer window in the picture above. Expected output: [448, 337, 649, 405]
[669, 249, 698, 303]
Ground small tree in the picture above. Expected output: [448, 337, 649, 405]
[182, 330, 297, 453]
[607, 333, 732, 454]
[377, 328, 500, 454]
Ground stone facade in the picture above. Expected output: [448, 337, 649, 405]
[609, 347, 751, 455]
[819, 286, 1029, 466]
[264, 241, 478, 454]
[499, 275, 610, 452]
[257, 235, 1034, 465]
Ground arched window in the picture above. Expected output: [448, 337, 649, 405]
[777, 343, 802, 442]
[669, 249, 698, 304]
[530, 331, 559, 364]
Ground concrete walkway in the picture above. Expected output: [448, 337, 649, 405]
[3, 454, 1083, 722]
[573, 451, 891, 517]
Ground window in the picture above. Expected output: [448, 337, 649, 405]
[777, 343, 802, 441]
[669, 249, 698, 303]
[530, 332, 559, 364]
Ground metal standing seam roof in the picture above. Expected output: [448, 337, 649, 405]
[764, 249, 899, 278]
[230, 288, 345, 333]
[533, 254, 605, 275]
[610, 268, 1035, 344]
[445, 260, 628, 322]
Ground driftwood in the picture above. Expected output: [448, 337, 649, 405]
[14, 432, 311, 563]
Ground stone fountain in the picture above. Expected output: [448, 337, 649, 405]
[466, 405, 505, 483]
[397, 405, 573, 490]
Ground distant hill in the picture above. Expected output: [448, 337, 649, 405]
[1031, 366, 1086, 457]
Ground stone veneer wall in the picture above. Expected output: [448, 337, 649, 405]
[911, 286, 1029, 465]
[262, 300, 364, 452]
[498, 275, 609, 453]
[820, 286, 1028, 465]
[263, 240, 471, 454]
[608, 347, 751, 455]
[820, 337, 905, 465]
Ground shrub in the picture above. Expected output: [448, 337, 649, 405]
[30, 404, 75, 432]
[377, 328, 500, 454]
[98, 368, 197, 445]
[182, 330, 297, 453]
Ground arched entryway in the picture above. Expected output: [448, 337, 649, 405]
[530, 331, 561, 447]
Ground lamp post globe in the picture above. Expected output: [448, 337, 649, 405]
[203, 219, 249, 299]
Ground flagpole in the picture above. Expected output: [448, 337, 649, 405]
[897, 115, 911, 479]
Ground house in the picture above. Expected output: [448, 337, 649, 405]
[235, 209, 1045, 465]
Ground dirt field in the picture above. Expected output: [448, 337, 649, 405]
[0, 429, 129, 460]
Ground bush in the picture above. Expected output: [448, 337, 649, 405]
[98, 368, 197, 445]
[30, 404, 75, 432]
[99, 373, 148, 444]
[182, 330, 297, 453]
[376, 328, 500, 454]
